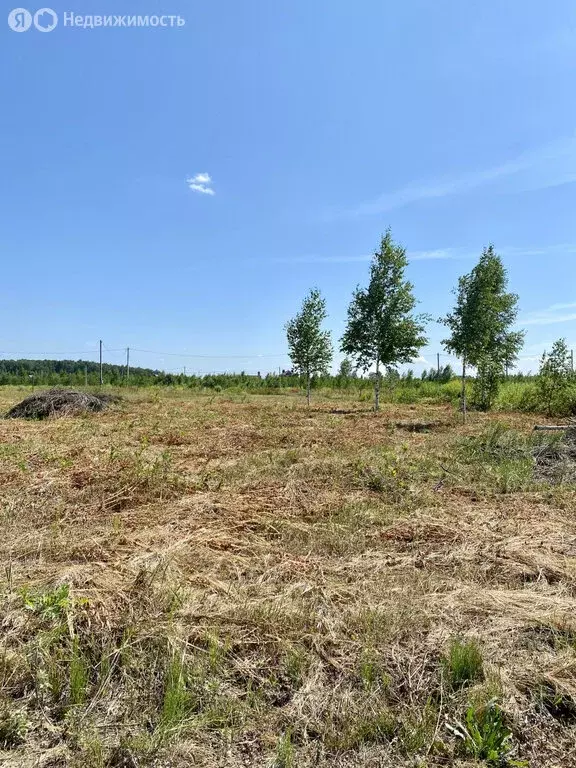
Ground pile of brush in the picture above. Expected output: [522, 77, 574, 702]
[533, 419, 576, 483]
[5, 389, 119, 420]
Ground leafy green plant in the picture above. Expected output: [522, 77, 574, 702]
[339, 358, 356, 379]
[443, 638, 484, 688]
[22, 584, 72, 622]
[472, 354, 504, 412]
[449, 700, 521, 765]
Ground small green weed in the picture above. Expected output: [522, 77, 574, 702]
[22, 584, 72, 622]
[274, 729, 295, 767]
[536, 680, 576, 723]
[449, 700, 523, 765]
[68, 638, 90, 707]
[443, 638, 484, 688]
[281, 646, 309, 689]
[358, 650, 390, 691]
[327, 710, 396, 751]
[0, 704, 28, 748]
[158, 653, 192, 737]
[398, 699, 439, 754]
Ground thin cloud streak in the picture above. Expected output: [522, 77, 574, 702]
[409, 249, 462, 261]
[268, 249, 461, 265]
[267, 254, 372, 265]
[501, 244, 576, 259]
[548, 302, 576, 311]
[520, 302, 576, 326]
[343, 134, 576, 217]
[263, 242, 576, 267]
[522, 313, 576, 326]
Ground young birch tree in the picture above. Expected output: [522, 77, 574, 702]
[441, 245, 524, 421]
[537, 339, 573, 416]
[286, 288, 333, 405]
[341, 230, 428, 411]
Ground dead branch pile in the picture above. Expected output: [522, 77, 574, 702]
[4, 389, 119, 420]
[534, 421, 576, 482]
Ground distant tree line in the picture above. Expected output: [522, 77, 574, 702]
[2, 355, 573, 416]
[0, 359, 162, 386]
[420, 365, 454, 383]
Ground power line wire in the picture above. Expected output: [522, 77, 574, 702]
[129, 347, 290, 359]
[0, 344, 560, 368]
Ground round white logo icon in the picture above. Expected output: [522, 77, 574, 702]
[8, 7, 32, 31]
[34, 7, 57, 31]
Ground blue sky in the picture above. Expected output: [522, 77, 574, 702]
[2, 0, 576, 375]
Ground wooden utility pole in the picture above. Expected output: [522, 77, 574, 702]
[437, 352, 440, 376]
[126, 347, 130, 382]
[84, 364, 88, 387]
[99, 340, 103, 386]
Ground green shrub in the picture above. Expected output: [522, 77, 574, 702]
[536, 340, 573, 416]
[496, 381, 539, 412]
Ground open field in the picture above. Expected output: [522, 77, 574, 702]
[1, 387, 575, 767]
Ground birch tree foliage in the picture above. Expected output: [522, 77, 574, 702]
[285, 288, 333, 403]
[441, 245, 524, 416]
[340, 230, 428, 409]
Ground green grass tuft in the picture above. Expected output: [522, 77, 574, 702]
[443, 637, 484, 688]
[274, 729, 295, 768]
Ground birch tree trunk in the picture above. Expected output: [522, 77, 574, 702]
[374, 358, 380, 412]
[461, 358, 467, 424]
[306, 370, 311, 406]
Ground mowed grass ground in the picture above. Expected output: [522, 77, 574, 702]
[0, 387, 575, 767]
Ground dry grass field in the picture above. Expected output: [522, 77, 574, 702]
[1, 387, 575, 767]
